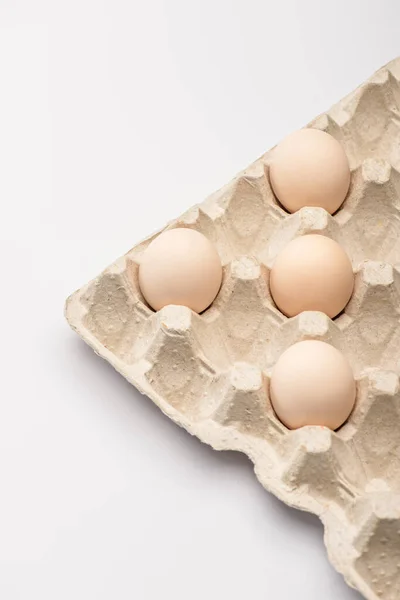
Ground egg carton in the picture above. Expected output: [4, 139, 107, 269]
[66, 58, 400, 600]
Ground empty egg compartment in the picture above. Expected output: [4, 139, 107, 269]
[66, 58, 400, 600]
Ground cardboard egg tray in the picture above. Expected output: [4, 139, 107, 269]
[66, 58, 400, 600]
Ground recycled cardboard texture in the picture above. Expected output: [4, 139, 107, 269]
[66, 58, 400, 600]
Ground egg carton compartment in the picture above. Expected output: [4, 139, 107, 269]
[66, 58, 400, 600]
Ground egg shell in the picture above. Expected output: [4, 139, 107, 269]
[270, 234, 354, 318]
[269, 128, 351, 214]
[138, 228, 222, 313]
[270, 340, 356, 430]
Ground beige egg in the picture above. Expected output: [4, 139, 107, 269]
[269, 129, 351, 214]
[138, 228, 222, 313]
[270, 340, 356, 430]
[270, 234, 354, 318]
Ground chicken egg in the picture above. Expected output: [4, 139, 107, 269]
[270, 340, 356, 430]
[270, 234, 354, 318]
[269, 129, 350, 214]
[138, 228, 222, 313]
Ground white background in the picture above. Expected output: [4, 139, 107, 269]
[0, 1, 399, 599]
